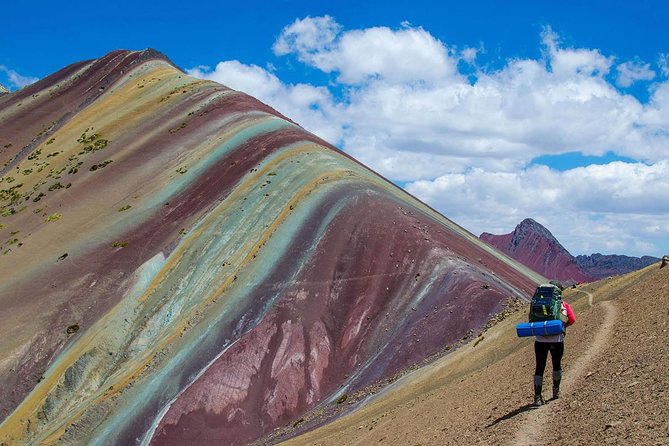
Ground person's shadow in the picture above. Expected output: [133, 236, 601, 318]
[485, 402, 546, 427]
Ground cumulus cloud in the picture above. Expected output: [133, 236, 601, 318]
[273, 16, 457, 84]
[273, 15, 341, 59]
[616, 61, 656, 87]
[541, 27, 613, 77]
[406, 161, 669, 218]
[188, 16, 669, 256]
[405, 161, 669, 255]
[0, 65, 38, 89]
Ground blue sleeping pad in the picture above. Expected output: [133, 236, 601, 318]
[516, 319, 564, 337]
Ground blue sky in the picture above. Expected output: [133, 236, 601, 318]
[2, 1, 668, 257]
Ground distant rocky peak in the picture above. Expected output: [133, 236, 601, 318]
[510, 218, 567, 255]
[480, 218, 592, 283]
[0, 83, 9, 96]
[515, 218, 558, 241]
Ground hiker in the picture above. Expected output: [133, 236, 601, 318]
[533, 283, 576, 406]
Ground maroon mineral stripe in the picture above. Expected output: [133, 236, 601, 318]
[149, 183, 375, 446]
[192, 84, 297, 125]
[161, 124, 340, 221]
[73, 85, 303, 208]
[107, 183, 368, 445]
[149, 183, 527, 445]
[0, 59, 92, 109]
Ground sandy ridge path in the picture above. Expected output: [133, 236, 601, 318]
[512, 290, 616, 445]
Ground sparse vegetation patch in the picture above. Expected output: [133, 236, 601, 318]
[77, 130, 109, 155]
[27, 149, 42, 161]
[90, 160, 113, 171]
[45, 213, 62, 222]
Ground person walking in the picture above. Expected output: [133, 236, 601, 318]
[533, 284, 576, 406]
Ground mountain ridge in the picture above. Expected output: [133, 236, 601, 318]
[0, 50, 543, 445]
[575, 252, 660, 278]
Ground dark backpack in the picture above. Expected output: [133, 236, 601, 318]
[529, 284, 563, 322]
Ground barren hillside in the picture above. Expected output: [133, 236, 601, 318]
[277, 261, 669, 445]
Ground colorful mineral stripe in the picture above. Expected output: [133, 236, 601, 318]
[0, 50, 544, 445]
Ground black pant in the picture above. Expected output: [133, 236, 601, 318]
[534, 341, 564, 376]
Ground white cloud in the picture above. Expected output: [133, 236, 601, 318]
[0, 65, 38, 89]
[640, 82, 669, 128]
[188, 17, 669, 256]
[273, 15, 341, 59]
[405, 161, 669, 255]
[273, 16, 458, 84]
[616, 61, 656, 87]
[461, 47, 479, 64]
[659, 53, 669, 77]
[541, 27, 613, 78]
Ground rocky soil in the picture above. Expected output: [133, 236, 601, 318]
[273, 261, 669, 446]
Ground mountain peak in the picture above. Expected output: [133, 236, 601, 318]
[511, 218, 562, 251]
[481, 219, 592, 283]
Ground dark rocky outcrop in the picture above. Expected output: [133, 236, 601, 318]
[576, 253, 660, 278]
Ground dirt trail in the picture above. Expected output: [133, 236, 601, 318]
[512, 291, 617, 445]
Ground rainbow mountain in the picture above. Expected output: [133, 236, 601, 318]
[0, 49, 543, 445]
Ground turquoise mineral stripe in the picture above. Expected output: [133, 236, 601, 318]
[142, 146, 355, 323]
[60, 115, 299, 261]
[26, 251, 167, 384]
[93, 180, 365, 445]
[149, 115, 296, 208]
[113, 177, 362, 441]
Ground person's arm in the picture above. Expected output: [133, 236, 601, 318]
[564, 301, 576, 326]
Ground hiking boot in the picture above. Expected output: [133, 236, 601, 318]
[552, 374, 561, 400]
[533, 393, 544, 407]
[533, 384, 544, 406]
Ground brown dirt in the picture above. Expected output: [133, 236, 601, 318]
[278, 262, 669, 446]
